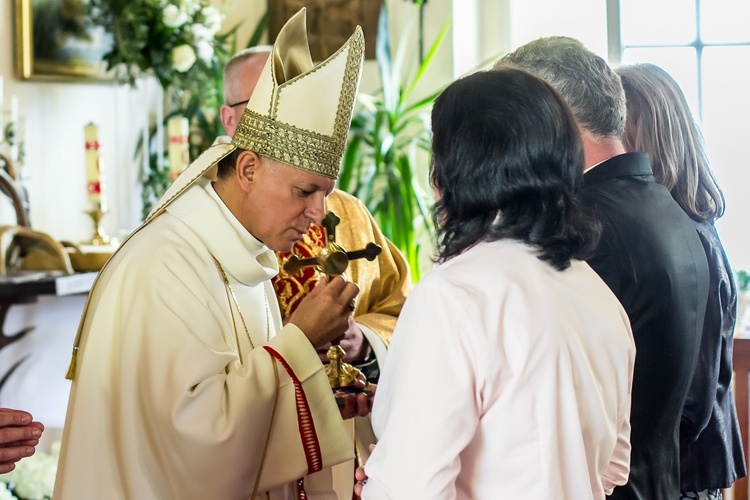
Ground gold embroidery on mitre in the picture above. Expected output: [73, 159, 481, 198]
[232, 111, 341, 179]
[232, 26, 365, 179]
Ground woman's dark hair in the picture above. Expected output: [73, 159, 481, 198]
[430, 67, 600, 270]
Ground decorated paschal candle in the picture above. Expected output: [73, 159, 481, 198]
[167, 115, 190, 182]
[84, 122, 106, 211]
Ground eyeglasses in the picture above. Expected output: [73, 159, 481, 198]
[227, 99, 249, 108]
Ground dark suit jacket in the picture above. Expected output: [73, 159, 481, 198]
[582, 153, 710, 500]
[680, 219, 746, 490]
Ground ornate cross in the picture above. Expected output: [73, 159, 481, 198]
[282, 211, 382, 390]
[283, 212, 382, 277]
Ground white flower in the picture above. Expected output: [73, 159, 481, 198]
[162, 4, 189, 28]
[172, 44, 197, 72]
[195, 39, 214, 64]
[190, 23, 212, 41]
[3, 449, 57, 500]
[0, 483, 17, 500]
[201, 6, 224, 34]
[181, 0, 200, 15]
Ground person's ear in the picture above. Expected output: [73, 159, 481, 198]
[220, 105, 235, 136]
[236, 151, 261, 193]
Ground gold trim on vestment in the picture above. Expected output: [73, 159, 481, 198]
[231, 25, 364, 179]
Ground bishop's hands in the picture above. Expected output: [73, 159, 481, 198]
[288, 275, 360, 351]
[287, 276, 376, 418]
[0, 408, 44, 474]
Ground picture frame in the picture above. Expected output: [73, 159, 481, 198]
[268, 0, 383, 61]
[14, 0, 114, 81]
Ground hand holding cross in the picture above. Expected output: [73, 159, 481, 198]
[282, 212, 382, 390]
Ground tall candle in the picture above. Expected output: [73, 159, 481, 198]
[84, 122, 106, 209]
[167, 116, 190, 182]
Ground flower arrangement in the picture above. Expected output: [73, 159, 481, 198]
[0, 442, 60, 500]
[85, 0, 245, 218]
[87, 0, 231, 97]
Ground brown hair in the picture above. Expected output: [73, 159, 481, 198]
[617, 63, 725, 221]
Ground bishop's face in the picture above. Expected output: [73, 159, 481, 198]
[243, 156, 334, 252]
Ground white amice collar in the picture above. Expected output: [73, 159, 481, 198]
[166, 177, 279, 286]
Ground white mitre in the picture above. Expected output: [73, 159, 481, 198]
[146, 7, 365, 222]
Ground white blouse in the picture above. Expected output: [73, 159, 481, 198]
[362, 240, 635, 500]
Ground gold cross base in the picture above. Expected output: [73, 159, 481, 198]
[325, 343, 364, 389]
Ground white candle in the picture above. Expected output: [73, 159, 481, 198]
[84, 122, 105, 207]
[167, 115, 190, 182]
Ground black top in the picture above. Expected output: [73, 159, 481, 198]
[680, 219, 746, 490]
[582, 153, 710, 500]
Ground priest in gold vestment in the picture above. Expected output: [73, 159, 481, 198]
[54, 9, 369, 499]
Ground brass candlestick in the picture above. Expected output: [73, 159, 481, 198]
[85, 206, 111, 245]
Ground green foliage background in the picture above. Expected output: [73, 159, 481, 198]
[339, 4, 448, 280]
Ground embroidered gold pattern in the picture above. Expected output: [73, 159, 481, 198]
[231, 28, 364, 179]
[272, 225, 326, 319]
[232, 111, 341, 179]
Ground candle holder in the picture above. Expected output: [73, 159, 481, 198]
[85, 205, 111, 245]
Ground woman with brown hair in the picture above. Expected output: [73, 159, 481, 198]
[618, 62, 746, 500]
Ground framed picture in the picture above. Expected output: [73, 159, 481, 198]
[269, 0, 383, 61]
[14, 0, 114, 81]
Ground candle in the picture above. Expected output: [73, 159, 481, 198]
[84, 122, 106, 209]
[167, 115, 190, 182]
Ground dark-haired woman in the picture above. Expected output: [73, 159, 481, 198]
[358, 67, 636, 499]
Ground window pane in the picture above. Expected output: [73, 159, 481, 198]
[701, 0, 750, 44]
[620, 0, 696, 45]
[621, 47, 699, 117]
[702, 46, 750, 269]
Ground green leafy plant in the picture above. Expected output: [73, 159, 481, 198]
[338, 4, 449, 281]
[736, 269, 750, 292]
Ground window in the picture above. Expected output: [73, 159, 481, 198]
[610, 0, 750, 271]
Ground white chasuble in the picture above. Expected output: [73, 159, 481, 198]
[54, 178, 354, 499]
